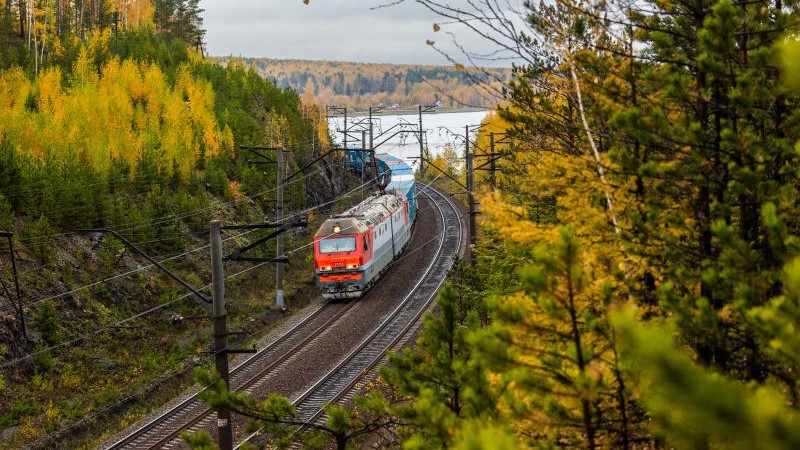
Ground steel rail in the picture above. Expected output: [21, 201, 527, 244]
[142, 301, 358, 449]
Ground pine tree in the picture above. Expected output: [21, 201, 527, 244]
[602, 0, 800, 380]
[381, 282, 492, 449]
[471, 228, 642, 448]
[614, 304, 800, 450]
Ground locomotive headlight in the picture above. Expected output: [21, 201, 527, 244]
[321, 265, 331, 271]
[346, 263, 358, 269]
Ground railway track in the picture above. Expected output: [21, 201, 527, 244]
[295, 186, 462, 421]
[240, 186, 463, 447]
[99, 186, 462, 449]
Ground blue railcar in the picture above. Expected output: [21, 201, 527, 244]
[344, 149, 416, 223]
[375, 153, 417, 223]
[346, 149, 365, 173]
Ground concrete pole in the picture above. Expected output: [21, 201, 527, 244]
[210, 220, 232, 450]
[342, 107, 348, 151]
[276, 150, 285, 310]
[418, 105, 425, 176]
[466, 126, 476, 261]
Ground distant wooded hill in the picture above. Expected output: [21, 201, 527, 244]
[216, 57, 512, 110]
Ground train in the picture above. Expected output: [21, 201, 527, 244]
[312, 151, 417, 299]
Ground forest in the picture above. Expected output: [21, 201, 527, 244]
[0, 1, 347, 447]
[3, 0, 800, 449]
[368, 0, 800, 448]
[199, 0, 800, 448]
[231, 57, 511, 111]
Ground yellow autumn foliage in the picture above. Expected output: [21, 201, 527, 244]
[0, 58, 231, 180]
[110, 0, 155, 29]
[473, 89, 634, 445]
[476, 64, 666, 300]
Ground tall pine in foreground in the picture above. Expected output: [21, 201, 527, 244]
[610, 0, 800, 382]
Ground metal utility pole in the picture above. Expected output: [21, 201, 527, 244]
[327, 106, 347, 150]
[368, 107, 375, 155]
[418, 105, 425, 176]
[343, 108, 348, 151]
[276, 149, 285, 310]
[210, 220, 233, 450]
[417, 104, 436, 176]
[465, 126, 476, 259]
[361, 130, 367, 194]
[368, 107, 385, 184]
[369, 116, 374, 184]
[489, 132, 496, 189]
[368, 107, 375, 179]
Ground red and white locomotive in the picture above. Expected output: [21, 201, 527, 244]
[313, 191, 412, 299]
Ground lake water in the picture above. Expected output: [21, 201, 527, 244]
[328, 110, 491, 170]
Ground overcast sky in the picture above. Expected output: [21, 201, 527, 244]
[198, 0, 518, 67]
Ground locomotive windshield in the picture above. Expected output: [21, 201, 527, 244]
[319, 236, 356, 253]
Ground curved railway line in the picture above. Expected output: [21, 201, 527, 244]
[99, 186, 464, 449]
[295, 186, 462, 422]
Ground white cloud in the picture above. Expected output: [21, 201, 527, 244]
[199, 0, 519, 67]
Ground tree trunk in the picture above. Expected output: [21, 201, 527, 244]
[566, 250, 596, 449]
[17, 0, 25, 39]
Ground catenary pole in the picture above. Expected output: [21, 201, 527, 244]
[210, 220, 232, 450]
[276, 149, 285, 310]
[466, 126, 476, 262]
[369, 106, 385, 192]
[369, 107, 375, 184]
[361, 130, 367, 198]
[418, 105, 425, 176]
[343, 107, 348, 151]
